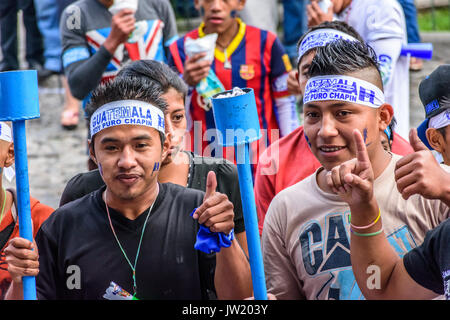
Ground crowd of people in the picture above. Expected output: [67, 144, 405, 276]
[0, 0, 449, 300]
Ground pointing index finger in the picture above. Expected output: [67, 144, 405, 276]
[353, 129, 371, 169]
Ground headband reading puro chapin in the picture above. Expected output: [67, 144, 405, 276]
[303, 75, 385, 108]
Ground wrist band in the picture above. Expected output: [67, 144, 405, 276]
[350, 227, 384, 237]
[350, 208, 381, 230]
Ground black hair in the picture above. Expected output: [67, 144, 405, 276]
[117, 60, 188, 98]
[437, 126, 447, 142]
[296, 21, 365, 66]
[388, 116, 397, 142]
[307, 39, 383, 90]
[86, 77, 168, 147]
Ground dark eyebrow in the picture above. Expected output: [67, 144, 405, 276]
[301, 64, 311, 72]
[304, 102, 354, 109]
[99, 134, 153, 144]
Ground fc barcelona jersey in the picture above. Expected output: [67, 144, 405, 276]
[168, 19, 292, 166]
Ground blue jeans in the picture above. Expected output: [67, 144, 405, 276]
[0, 0, 44, 71]
[397, 0, 421, 43]
[33, 0, 62, 73]
[282, 0, 308, 61]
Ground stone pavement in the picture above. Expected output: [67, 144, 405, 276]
[3, 32, 450, 209]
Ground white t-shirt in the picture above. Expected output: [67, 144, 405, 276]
[336, 0, 410, 139]
[262, 154, 449, 300]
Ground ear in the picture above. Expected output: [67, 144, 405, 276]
[88, 139, 98, 165]
[3, 142, 15, 167]
[194, 0, 201, 11]
[161, 133, 171, 161]
[426, 128, 445, 153]
[237, 0, 246, 11]
[378, 103, 394, 132]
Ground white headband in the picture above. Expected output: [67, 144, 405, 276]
[429, 109, 450, 129]
[303, 75, 385, 108]
[90, 100, 165, 137]
[298, 29, 359, 63]
[0, 122, 12, 142]
[0, 122, 15, 182]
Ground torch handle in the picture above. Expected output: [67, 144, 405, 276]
[235, 143, 267, 300]
[12, 121, 37, 300]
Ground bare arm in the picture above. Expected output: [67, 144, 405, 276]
[193, 171, 252, 299]
[3, 237, 39, 300]
[329, 129, 438, 300]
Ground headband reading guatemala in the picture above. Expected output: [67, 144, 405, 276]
[90, 100, 165, 137]
[298, 29, 359, 63]
[303, 75, 385, 108]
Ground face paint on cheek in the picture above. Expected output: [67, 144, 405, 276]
[304, 134, 312, 148]
[230, 10, 237, 18]
[363, 128, 372, 147]
[98, 163, 103, 177]
[152, 162, 160, 174]
[200, 7, 205, 16]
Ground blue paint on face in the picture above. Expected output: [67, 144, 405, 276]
[200, 7, 205, 16]
[98, 163, 103, 176]
[305, 134, 312, 148]
[230, 10, 237, 18]
[152, 162, 160, 174]
[363, 128, 368, 143]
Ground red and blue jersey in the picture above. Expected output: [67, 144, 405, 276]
[168, 19, 293, 168]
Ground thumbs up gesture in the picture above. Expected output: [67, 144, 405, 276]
[395, 128, 449, 200]
[192, 171, 235, 234]
[326, 129, 375, 209]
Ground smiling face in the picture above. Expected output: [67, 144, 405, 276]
[162, 88, 187, 165]
[90, 125, 168, 202]
[303, 72, 392, 171]
[195, 0, 245, 34]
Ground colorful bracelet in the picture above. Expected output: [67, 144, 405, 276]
[350, 208, 381, 230]
[350, 227, 384, 237]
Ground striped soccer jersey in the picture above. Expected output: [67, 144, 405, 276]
[169, 19, 294, 168]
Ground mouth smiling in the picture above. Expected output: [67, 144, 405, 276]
[318, 145, 346, 153]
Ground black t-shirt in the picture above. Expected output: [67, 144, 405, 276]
[36, 183, 216, 300]
[59, 151, 245, 233]
[403, 218, 450, 299]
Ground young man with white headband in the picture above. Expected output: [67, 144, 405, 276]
[307, 0, 410, 140]
[0, 122, 54, 299]
[3, 78, 252, 300]
[59, 59, 249, 258]
[254, 21, 413, 236]
[329, 123, 450, 299]
[262, 40, 449, 300]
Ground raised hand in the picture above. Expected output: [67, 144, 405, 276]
[307, 0, 334, 27]
[326, 129, 375, 208]
[104, 9, 136, 54]
[395, 128, 449, 200]
[183, 52, 212, 87]
[193, 171, 234, 234]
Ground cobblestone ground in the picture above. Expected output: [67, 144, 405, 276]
[3, 32, 450, 209]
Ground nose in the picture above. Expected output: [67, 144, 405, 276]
[117, 145, 137, 169]
[210, 0, 223, 11]
[318, 114, 338, 139]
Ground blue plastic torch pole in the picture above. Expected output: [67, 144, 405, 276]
[235, 143, 267, 300]
[12, 121, 37, 300]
